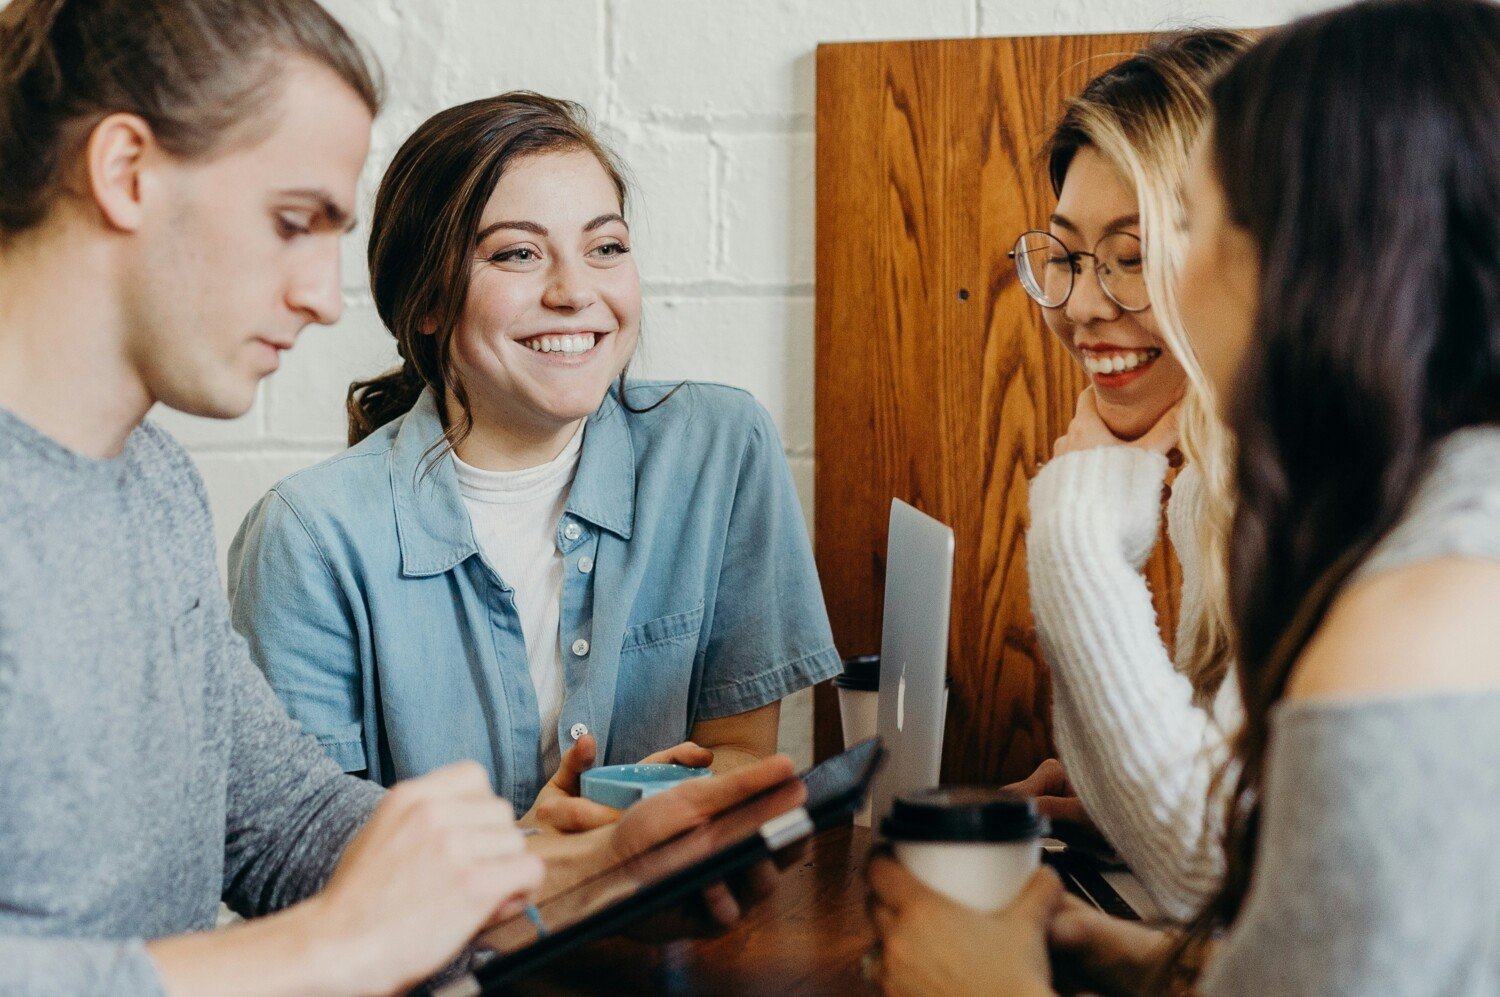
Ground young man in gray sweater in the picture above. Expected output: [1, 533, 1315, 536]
[0, 2, 797, 994]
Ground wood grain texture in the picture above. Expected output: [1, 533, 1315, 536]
[511, 826, 873, 995]
[814, 34, 1181, 784]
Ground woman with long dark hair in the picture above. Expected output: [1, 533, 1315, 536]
[869, 1, 1500, 992]
[228, 93, 840, 830]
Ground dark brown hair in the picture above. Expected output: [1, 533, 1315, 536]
[1045, 30, 1249, 196]
[0, 0, 381, 237]
[350, 91, 646, 451]
[1180, 0, 1500, 970]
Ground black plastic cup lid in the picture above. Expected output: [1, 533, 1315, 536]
[833, 655, 881, 691]
[833, 654, 954, 692]
[881, 787, 1049, 843]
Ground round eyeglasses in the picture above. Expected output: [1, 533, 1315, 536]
[1008, 230, 1149, 312]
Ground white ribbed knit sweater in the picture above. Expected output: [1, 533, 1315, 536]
[1027, 445, 1241, 923]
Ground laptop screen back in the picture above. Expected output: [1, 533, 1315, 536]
[869, 499, 954, 830]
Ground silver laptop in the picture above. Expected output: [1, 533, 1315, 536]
[869, 499, 955, 832]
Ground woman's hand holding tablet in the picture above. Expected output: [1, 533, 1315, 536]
[433, 741, 882, 994]
[526, 754, 802, 931]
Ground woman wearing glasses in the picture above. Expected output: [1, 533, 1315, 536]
[1005, 30, 1250, 923]
[871, 2, 1500, 992]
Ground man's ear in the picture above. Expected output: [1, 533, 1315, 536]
[85, 113, 155, 233]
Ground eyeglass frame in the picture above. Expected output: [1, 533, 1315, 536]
[1006, 229, 1150, 313]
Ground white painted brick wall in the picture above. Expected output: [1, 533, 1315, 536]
[33, 0, 1345, 767]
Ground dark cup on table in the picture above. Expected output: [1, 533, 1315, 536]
[834, 654, 951, 826]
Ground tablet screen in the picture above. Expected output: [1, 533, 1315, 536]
[466, 739, 882, 977]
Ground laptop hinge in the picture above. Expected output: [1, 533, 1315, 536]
[759, 806, 814, 851]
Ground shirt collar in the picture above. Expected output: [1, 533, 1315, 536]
[567, 387, 635, 541]
[390, 389, 478, 577]
[389, 387, 636, 578]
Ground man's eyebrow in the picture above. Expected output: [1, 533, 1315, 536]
[585, 212, 628, 231]
[278, 188, 357, 233]
[476, 219, 548, 243]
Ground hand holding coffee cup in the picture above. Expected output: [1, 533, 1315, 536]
[880, 787, 1049, 912]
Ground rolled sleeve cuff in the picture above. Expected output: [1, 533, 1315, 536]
[312, 722, 367, 773]
[696, 644, 843, 720]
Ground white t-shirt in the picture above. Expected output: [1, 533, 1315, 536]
[452, 425, 585, 774]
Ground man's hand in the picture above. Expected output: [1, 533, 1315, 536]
[309, 762, 544, 994]
[521, 735, 715, 834]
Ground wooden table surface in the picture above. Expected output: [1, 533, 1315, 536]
[510, 824, 877, 996]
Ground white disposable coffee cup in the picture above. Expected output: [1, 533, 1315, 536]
[882, 788, 1049, 912]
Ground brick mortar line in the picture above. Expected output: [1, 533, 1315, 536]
[642, 282, 814, 297]
[601, 0, 616, 111]
[624, 113, 815, 134]
[708, 134, 729, 273]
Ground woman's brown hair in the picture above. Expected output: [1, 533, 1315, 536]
[350, 91, 637, 451]
[1171, 0, 1500, 980]
[0, 0, 380, 237]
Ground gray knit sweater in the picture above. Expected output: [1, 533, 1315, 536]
[0, 408, 383, 995]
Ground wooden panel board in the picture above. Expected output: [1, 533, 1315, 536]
[814, 33, 1180, 784]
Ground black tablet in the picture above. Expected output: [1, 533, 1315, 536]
[432, 739, 884, 995]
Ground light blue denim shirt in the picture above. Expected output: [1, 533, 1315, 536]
[227, 381, 839, 810]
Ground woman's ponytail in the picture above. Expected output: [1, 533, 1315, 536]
[346, 360, 427, 446]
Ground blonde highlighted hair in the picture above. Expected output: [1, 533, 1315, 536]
[1046, 30, 1252, 702]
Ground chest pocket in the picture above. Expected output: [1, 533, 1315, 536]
[611, 603, 707, 759]
[619, 602, 705, 663]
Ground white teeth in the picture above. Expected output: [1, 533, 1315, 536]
[525, 333, 598, 355]
[1083, 349, 1158, 375]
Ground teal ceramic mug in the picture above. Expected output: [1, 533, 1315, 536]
[579, 763, 712, 810]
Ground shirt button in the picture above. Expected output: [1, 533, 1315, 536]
[563, 522, 582, 541]
[578, 556, 594, 574]
[571, 638, 590, 657]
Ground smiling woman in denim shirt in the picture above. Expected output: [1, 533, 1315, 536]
[227, 92, 840, 828]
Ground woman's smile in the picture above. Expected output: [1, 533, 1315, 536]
[515, 329, 613, 363]
[1077, 342, 1163, 388]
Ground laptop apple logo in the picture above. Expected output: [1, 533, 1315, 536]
[896, 662, 907, 731]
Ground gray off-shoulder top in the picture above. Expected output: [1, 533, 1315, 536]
[1202, 427, 1500, 996]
